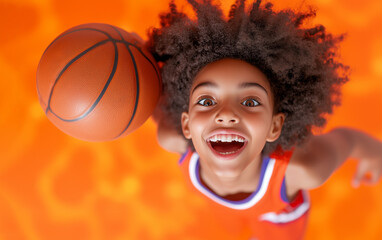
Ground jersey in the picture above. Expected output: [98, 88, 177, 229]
[178, 149, 310, 240]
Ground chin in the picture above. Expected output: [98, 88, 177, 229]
[212, 167, 243, 179]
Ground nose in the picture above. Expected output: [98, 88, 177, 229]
[215, 105, 239, 124]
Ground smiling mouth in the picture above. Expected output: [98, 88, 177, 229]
[206, 134, 247, 155]
[209, 141, 245, 154]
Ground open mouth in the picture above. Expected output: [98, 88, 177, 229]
[206, 134, 247, 156]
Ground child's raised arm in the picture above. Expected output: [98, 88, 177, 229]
[152, 96, 188, 155]
[287, 128, 382, 191]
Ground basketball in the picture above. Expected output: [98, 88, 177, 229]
[36, 23, 161, 141]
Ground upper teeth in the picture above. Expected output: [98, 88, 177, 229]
[208, 134, 245, 143]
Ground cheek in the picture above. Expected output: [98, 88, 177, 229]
[188, 111, 211, 138]
[244, 112, 273, 136]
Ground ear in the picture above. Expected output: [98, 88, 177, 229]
[181, 112, 192, 139]
[266, 113, 285, 142]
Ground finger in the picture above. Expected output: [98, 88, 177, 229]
[352, 160, 369, 188]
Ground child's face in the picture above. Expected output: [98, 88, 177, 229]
[181, 58, 284, 179]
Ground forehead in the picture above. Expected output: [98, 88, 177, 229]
[191, 58, 271, 93]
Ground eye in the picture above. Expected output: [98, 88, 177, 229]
[197, 98, 216, 107]
[241, 98, 259, 107]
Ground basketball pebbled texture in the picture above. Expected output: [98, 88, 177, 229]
[36, 23, 161, 141]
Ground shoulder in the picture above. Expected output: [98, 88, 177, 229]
[155, 116, 188, 154]
[285, 143, 331, 194]
[285, 129, 355, 192]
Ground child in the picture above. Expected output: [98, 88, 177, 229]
[147, 0, 382, 239]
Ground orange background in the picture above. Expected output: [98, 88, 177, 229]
[0, 0, 382, 239]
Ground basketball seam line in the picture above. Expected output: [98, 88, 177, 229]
[38, 26, 117, 109]
[110, 26, 140, 139]
[47, 38, 118, 122]
[108, 24, 161, 93]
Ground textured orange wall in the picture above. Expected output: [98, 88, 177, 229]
[0, 0, 381, 239]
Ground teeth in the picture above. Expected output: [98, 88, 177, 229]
[208, 134, 245, 143]
[220, 150, 236, 155]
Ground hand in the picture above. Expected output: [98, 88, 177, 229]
[352, 136, 382, 188]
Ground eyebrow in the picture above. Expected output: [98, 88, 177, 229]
[191, 81, 268, 95]
[191, 81, 218, 94]
[238, 82, 268, 95]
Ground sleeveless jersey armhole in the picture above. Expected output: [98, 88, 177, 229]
[260, 150, 310, 225]
[178, 148, 191, 165]
[275, 149, 307, 205]
[269, 149, 294, 204]
[280, 177, 289, 203]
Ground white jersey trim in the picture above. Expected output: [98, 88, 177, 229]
[259, 190, 310, 223]
[188, 152, 276, 210]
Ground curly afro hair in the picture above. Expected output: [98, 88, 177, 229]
[146, 0, 349, 156]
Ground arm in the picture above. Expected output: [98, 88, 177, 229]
[156, 117, 188, 154]
[286, 127, 382, 191]
[152, 97, 188, 155]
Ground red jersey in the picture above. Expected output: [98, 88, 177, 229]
[179, 149, 310, 240]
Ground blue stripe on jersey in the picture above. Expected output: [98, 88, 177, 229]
[281, 177, 289, 203]
[178, 148, 190, 165]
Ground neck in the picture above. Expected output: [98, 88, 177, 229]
[199, 154, 263, 197]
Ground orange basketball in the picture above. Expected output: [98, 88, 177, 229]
[36, 23, 161, 141]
